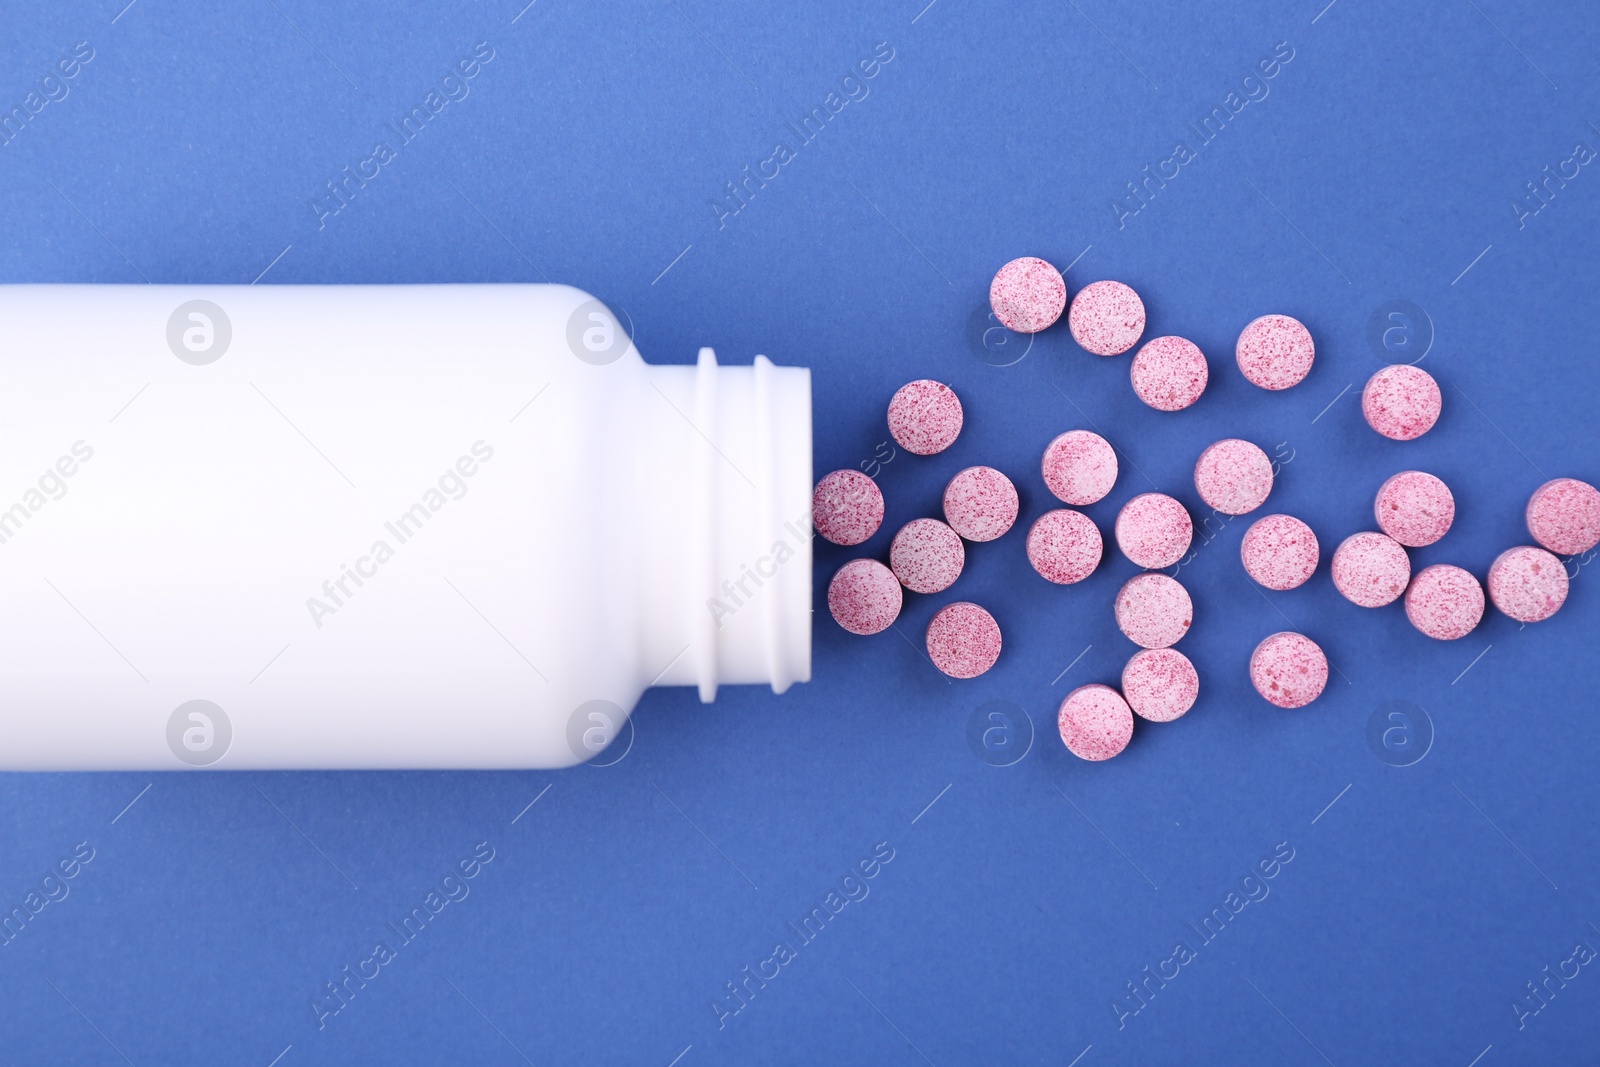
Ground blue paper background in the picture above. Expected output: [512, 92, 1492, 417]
[2, 0, 1599, 1063]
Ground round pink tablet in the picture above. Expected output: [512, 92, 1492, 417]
[1362, 364, 1441, 441]
[1249, 632, 1328, 709]
[1057, 684, 1134, 761]
[1404, 564, 1484, 640]
[1193, 439, 1274, 516]
[889, 518, 965, 594]
[887, 379, 963, 456]
[1129, 336, 1208, 411]
[925, 602, 1002, 679]
[1121, 648, 1199, 723]
[827, 559, 902, 635]
[1330, 531, 1411, 608]
[1375, 471, 1455, 547]
[989, 256, 1067, 334]
[943, 466, 1019, 542]
[811, 469, 884, 546]
[1236, 314, 1314, 390]
[1114, 573, 1193, 649]
[1026, 508, 1103, 585]
[1068, 280, 1146, 356]
[1115, 493, 1193, 569]
[1240, 514, 1319, 591]
[1042, 430, 1118, 506]
[1487, 546, 1568, 623]
[1526, 477, 1600, 556]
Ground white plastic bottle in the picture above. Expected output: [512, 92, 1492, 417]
[0, 284, 811, 769]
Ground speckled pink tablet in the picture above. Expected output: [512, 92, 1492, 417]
[1487, 546, 1568, 623]
[1330, 532, 1411, 608]
[1121, 648, 1199, 723]
[1114, 573, 1193, 649]
[811, 469, 884, 546]
[925, 602, 1002, 679]
[1129, 336, 1208, 412]
[1068, 280, 1146, 356]
[943, 466, 1019, 542]
[989, 256, 1067, 334]
[1404, 564, 1484, 640]
[1057, 684, 1135, 761]
[1236, 314, 1314, 391]
[1115, 493, 1193, 569]
[1249, 632, 1328, 708]
[1362, 365, 1441, 441]
[889, 518, 965, 594]
[1526, 477, 1600, 556]
[887, 379, 963, 456]
[1026, 508, 1103, 585]
[1193, 439, 1273, 516]
[1375, 471, 1454, 548]
[827, 559, 902, 636]
[1240, 514, 1319, 591]
[1042, 430, 1118, 506]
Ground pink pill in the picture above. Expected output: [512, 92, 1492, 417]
[1236, 314, 1314, 391]
[1375, 470, 1455, 547]
[1488, 545, 1568, 623]
[827, 559, 902, 636]
[1249, 632, 1328, 709]
[1068, 280, 1146, 356]
[989, 256, 1067, 334]
[889, 518, 965, 595]
[1362, 365, 1442, 441]
[1026, 508, 1103, 585]
[1042, 430, 1118, 506]
[1330, 531, 1411, 608]
[1121, 648, 1199, 723]
[1114, 573, 1193, 649]
[1129, 336, 1208, 412]
[1057, 684, 1134, 761]
[925, 602, 1002, 679]
[1526, 477, 1600, 556]
[887, 379, 963, 456]
[811, 469, 884, 546]
[1115, 493, 1193, 569]
[1193, 439, 1274, 516]
[1404, 564, 1484, 641]
[943, 466, 1019, 542]
[1240, 514, 1319, 591]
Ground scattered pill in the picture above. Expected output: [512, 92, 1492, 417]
[1042, 430, 1118, 506]
[1362, 365, 1441, 441]
[811, 469, 884, 546]
[1330, 531, 1411, 608]
[887, 379, 963, 456]
[943, 466, 1019, 542]
[1121, 648, 1199, 723]
[1115, 493, 1193, 569]
[1525, 477, 1600, 556]
[1404, 564, 1484, 640]
[1249, 632, 1328, 708]
[1487, 545, 1568, 624]
[1240, 514, 1320, 591]
[827, 559, 902, 635]
[1235, 314, 1314, 391]
[925, 602, 1002, 679]
[889, 518, 965, 594]
[1129, 336, 1208, 412]
[1114, 573, 1193, 649]
[989, 256, 1067, 334]
[1026, 508, 1103, 585]
[1375, 470, 1454, 547]
[1057, 684, 1135, 761]
[1068, 280, 1146, 356]
[1193, 439, 1274, 516]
